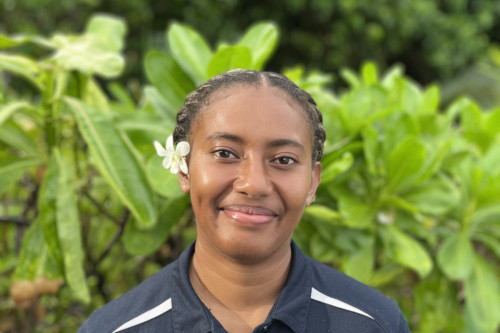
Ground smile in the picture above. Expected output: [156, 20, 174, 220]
[218, 205, 278, 225]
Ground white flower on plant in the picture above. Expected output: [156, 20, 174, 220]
[154, 135, 190, 174]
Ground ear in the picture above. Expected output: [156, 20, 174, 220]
[306, 162, 321, 206]
[178, 170, 190, 193]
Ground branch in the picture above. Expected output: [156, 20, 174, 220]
[96, 209, 130, 265]
[82, 191, 122, 226]
[0, 217, 30, 226]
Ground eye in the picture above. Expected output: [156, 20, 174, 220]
[213, 149, 238, 159]
[273, 156, 297, 165]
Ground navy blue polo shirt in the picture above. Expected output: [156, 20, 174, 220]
[79, 242, 410, 332]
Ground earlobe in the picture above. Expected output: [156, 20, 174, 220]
[178, 171, 190, 193]
[306, 162, 321, 206]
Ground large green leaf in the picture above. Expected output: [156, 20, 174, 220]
[207, 45, 252, 77]
[465, 256, 500, 332]
[381, 225, 433, 278]
[0, 123, 40, 157]
[320, 152, 353, 183]
[238, 22, 279, 70]
[54, 150, 90, 303]
[0, 157, 40, 195]
[65, 97, 157, 229]
[385, 136, 426, 193]
[38, 154, 64, 273]
[0, 101, 32, 127]
[144, 51, 195, 115]
[122, 195, 189, 256]
[167, 22, 213, 84]
[13, 221, 45, 280]
[437, 233, 475, 280]
[403, 176, 459, 215]
[0, 53, 41, 89]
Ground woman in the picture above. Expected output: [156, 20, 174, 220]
[80, 69, 410, 332]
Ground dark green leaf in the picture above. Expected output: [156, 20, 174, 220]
[65, 97, 158, 229]
[122, 196, 189, 256]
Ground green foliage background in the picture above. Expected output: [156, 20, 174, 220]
[0, 4, 500, 333]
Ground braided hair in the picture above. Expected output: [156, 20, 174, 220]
[173, 69, 326, 162]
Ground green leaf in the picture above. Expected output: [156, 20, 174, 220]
[0, 123, 40, 157]
[361, 62, 378, 85]
[167, 22, 213, 85]
[85, 14, 127, 53]
[320, 152, 353, 183]
[0, 53, 41, 89]
[0, 157, 40, 195]
[304, 205, 342, 225]
[465, 256, 500, 332]
[144, 51, 195, 114]
[207, 45, 252, 77]
[342, 239, 374, 283]
[381, 225, 433, 278]
[238, 22, 279, 70]
[417, 84, 440, 115]
[122, 196, 189, 256]
[65, 97, 157, 229]
[14, 221, 45, 280]
[403, 176, 459, 215]
[437, 233, 475, 280]
[385, 137, 426, 192]
[340, 68, 361, 89]
[338, 195, 375, 229]
[0, 101, 31, 127]
[146, 155, 184, 198]
[38, 154, 64, 273]
[54, 149, 90, 303]
[0, 34, 53, 49]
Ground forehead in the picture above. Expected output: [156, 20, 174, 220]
[190, 85, 313, 156]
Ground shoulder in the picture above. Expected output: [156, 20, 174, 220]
[78, 262, 175, 333]
[307, 257, 410, 333]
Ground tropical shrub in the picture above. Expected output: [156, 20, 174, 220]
[0, 13, 499, 333]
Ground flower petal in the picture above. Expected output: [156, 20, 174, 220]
[170, 162, 179, 174]
[166, 135, 174, 151]
[176, 141, 190, 156]
[179, 158, 188, 175]
[154, 141, 168, 156]
[162, 156, 172, 169]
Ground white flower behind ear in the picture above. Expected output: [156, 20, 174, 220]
[154, 135, 190, 174]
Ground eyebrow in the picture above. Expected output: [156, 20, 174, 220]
[207, 132, 305, 151]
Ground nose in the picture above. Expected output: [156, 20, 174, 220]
[233, 157, 273, 198]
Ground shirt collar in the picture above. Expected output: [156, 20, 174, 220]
[267, 241, 312, 333]
[170, 241, 312, 333]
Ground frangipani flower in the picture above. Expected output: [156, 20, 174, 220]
[154, 135, 190, 174]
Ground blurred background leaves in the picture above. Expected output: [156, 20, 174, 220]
[1, 1, 500, 332]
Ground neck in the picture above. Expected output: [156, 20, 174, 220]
[189, 239, 292, 331]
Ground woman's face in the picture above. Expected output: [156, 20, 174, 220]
[179, 85, 321, 264]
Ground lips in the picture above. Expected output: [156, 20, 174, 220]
[219, 205, 278, 225]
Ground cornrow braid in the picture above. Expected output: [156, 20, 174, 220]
[173, 69, 326, 162]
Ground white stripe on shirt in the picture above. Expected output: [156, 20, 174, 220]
[112, 298, 172, 332]
[311, 287, 374, 320]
